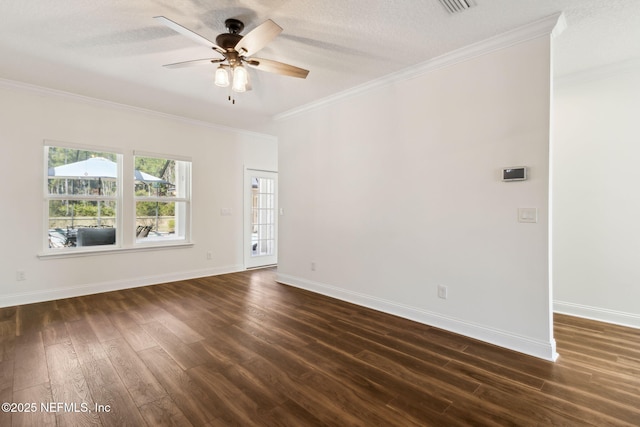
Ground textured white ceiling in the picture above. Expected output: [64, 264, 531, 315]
[0, 0, 638, 133]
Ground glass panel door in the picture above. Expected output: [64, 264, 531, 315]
[244, 169, 278, 268]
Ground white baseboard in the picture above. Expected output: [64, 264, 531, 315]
[1, 264, 244, 308]
[554, 300, 640, 329]
[277, 273, 558, 361]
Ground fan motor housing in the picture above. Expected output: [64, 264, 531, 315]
[225, 18, 244, 34]
[216, 18, 244, 50]
[216, 33, 242, 50]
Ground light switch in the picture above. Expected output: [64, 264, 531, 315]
[518, 208, 538, 223]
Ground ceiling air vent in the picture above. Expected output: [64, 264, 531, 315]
[439, 0, 476, 14]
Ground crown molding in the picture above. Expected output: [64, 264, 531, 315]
[275, 12, 565, 122]
[0, 77, 276, 140]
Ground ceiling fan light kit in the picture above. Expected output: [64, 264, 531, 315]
[214, 65, 230, 87]
[154, 15, 309, 103]
[231, 65, 248, 93]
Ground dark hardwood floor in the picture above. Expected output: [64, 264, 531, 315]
[1, 268, 639, 426]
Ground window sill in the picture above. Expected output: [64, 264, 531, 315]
[38, 241, 194, 259]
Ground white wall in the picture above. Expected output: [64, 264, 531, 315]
[553, 66, 640, 328]
[0, 81, 277, 306]
[277, 34, 557, 360]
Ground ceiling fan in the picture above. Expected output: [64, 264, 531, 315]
[154, 16, 309, 97]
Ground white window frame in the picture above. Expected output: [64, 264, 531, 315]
[133, 151, 192, 246]
[43, 141, 123, 253]
[41, 144, 193, 258]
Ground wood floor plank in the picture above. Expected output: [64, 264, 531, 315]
[186, 364, 266, 425]
[216, 361, 290, 410]
[40, 308, 70, 347]
[358, 347, 479, 400]
[462, 339, 594, 386]
[11, 382, 56, 427]
[140, 321, 206, 370]
[0, 358, 14, 427]
[174, 307, 233, 339]
[340, 320, 455, 368]
[225, 323, 315, 378]
[472, 382, 629, 426]
[444, 387, 584, 427]
[388, 326, 548, 390]
[556, 342, 640, 374]
[84, 310, 123, 343]
[101, 338, 167, 407]
[260, 307, 363, 355]
[15, 301, 59, 336]
[45, 341, 101, 426]
[540, 380, 640, 425]
[1, 268, 638, 425]
[292, 344, 434, 425]
[300, 369, 411, 426]
[80, 357, 147, 427]
[137, 346, 218, 426]
[231, 315, 313, 354]
[54, 298, 90, 323]
[189, 334, 258, 368]
[261, 399, 326, 427]
[66, 318, 108, 365]
[0, 306, 17, 322]
[241, 356, 370, 426]
[13, 331, 48, 392]
[0, 319, 16, 363]
[0, 358, 13, 394]
[107, 311, 158, 352]
[445, 358, 581, 425]
[151, 310, 205, 344]
[0, 387, 11, 427]
[138, 396, 193, 427]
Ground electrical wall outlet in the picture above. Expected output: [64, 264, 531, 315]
[16, 271, 26, 281]
[310, 262, 316, 271]
[206, 251, 212, 260]
[437, 285, 448, 299]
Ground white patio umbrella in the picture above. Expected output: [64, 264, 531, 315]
[48, 157, 169, 226]
[48, 157, 167, 183]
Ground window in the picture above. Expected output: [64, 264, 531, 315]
[44, 144, 191, 253]
[45, 144, 121, 249]
[134, 153, 191, 243]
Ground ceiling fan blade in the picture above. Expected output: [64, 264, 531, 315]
[154, 16, 225, 55]
[162, 58, 223, 69]
[246, 57, 309, 79]
[234, 19, 282, 57]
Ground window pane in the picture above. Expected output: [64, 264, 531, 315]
[48, 200, 117, 248]
[45, 145, 120, 251]
[134, 156, 181, 198]
[47, 148, 118, 195]
[136, 201, 186, 241]
[134, 154, 190, 245]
